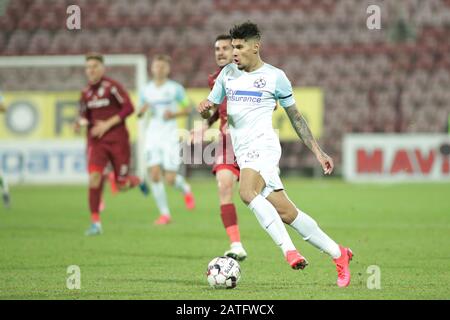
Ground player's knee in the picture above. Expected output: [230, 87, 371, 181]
[278, 206, 297, 224]
[89, 172, 102, 189]
[149, 168, 161, 182]
[165, 175, 176, 186]
[239, 187, 257, 205]
[279, 209, 297, 224]
[219, 190, 233, 205]
[151, 176, 161, 183]
[217, 179, 233, 201]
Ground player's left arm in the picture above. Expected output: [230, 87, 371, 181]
[284, 104, 333, 175]
[91, 82, 134, 138]
[165, 98, 193, 119]
[276, 70, 333, 174]
[164, 84, 192, 120]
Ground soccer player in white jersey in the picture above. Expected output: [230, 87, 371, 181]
[0, 90, 11, 209]
[198, 22, 353, 287]
[138, 54, 196, 225]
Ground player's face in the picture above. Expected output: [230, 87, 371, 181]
[232, 38, 258, 71]
[85, 59, 105, 84]
[151, 60, 170, 80]
[215, 39, 233, 67]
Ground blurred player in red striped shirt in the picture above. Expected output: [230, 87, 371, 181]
[76, 53, 140, 236]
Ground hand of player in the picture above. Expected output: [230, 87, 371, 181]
[198, 99, 214, 119]
[73, 121, 81, 134]
[91, 120, 111, 139]
[163, 110, 176, 120]
[137, 104, 150, 118]
[73, 118, 88, 134]
[316, 152, 334, 175]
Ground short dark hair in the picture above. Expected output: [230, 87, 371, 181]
[85, 52, 104, 63]
[215, 34, 232, 42]
[153, 54, 171, 64]
[229, 21, 261, 41]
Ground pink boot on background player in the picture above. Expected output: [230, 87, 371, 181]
[184, 192, 196, 210]
[108, 172, 119, 194]
[154, 214, 171, 225]
[117, 175, 141, 191]
[333, 245, 353, 287]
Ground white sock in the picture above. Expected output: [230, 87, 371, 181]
[248, 195, 296, 255]
[174, 174, 191, 194]
[231, 242, 243, 248]
[150, 181, 170, 216]
[289, 209, 341, 259]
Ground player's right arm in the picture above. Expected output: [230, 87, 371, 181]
[198, 66, 227, 119]
[91, 81, 134, 139]
[137, 87, 151, 118]
[0, 91, 5, 113]
[137, 103, 150, 118]
[74, 92, 89, 134]
[197, 100, 217, 119]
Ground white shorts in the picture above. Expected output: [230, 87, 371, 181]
[146, 141, 181, 172]
[236, 145, 284, 198]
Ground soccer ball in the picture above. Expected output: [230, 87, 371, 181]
[206, 256, 241, 289]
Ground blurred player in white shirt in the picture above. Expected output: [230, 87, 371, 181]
[138, 55, 196, 225]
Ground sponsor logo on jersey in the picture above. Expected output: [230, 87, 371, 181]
[254, 77, 266, 88]
[98, 86, 105, 97]
[226, 89, 262, 103]
[246, 150, 260, 160]
[87, 98, 110, 109]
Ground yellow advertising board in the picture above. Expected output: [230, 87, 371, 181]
[0, 88, 322, 141]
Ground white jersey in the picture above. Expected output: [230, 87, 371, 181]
[139, 79, 189, 143]
[207, 62, 295, 158]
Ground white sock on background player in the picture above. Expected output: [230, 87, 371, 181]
[289, 209, 341, 259]
[174, 174, 191, 194]
[150, 181, 170, 216]
[248, 195, 296, 255]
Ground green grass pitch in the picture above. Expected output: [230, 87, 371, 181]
[0, 178, 449, 300]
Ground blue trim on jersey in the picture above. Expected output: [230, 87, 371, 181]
[234, 90, 263, 97]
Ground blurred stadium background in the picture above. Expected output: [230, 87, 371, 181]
[1, 0, 450, 182]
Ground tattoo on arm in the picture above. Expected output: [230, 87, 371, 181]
[285, 104, 320, 154]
